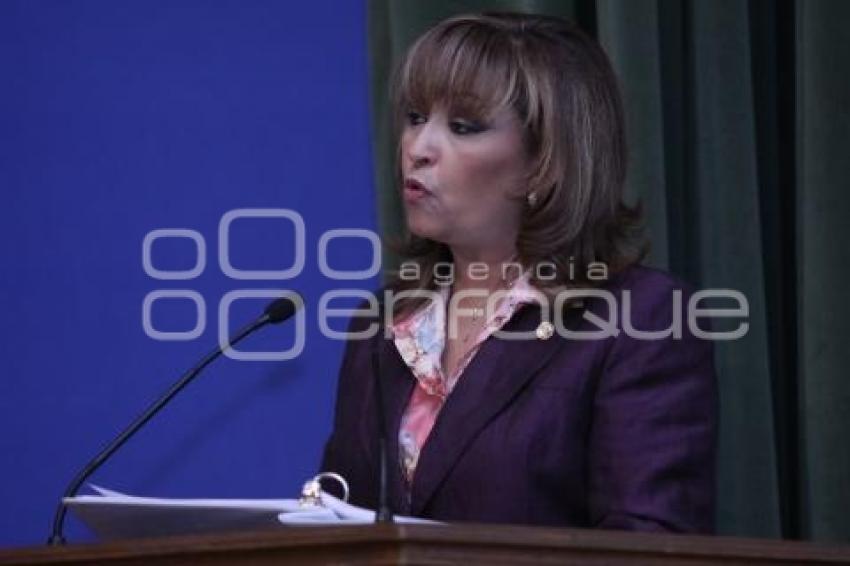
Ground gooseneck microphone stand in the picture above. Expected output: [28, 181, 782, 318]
[372, 298, 394, 523]
[47, 297, 299, 545]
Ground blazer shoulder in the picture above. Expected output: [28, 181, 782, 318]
[603, 263, 698, 297]
[342, 286, 388, 334]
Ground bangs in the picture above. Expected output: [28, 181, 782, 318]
[396, 21, 527, 122]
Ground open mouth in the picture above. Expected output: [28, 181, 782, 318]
[403, 178, 432, 202]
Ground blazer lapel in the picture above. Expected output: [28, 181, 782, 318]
[409, 304, 574, 516]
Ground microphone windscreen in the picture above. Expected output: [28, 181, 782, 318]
[264, 294, 302, 323]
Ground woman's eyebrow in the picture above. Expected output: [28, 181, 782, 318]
[446, 96, 494, 119]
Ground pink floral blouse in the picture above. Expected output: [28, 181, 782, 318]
[390, 273, 538, 484]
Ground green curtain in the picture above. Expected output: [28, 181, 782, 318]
[366, 0, 850, 542]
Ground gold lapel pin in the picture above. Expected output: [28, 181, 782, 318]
[535, 321, 555, 340]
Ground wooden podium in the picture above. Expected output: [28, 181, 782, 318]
[2, 524, 849, 565]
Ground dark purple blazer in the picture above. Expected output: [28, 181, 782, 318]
[320, 265, 717, 533]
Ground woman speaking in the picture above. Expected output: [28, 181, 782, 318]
[321, 12, 716, 533]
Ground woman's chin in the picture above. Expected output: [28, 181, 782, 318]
[405, 215, 446, 242]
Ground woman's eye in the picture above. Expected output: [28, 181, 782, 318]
[406, 111, 426, 126]
[450, 120, 484, 135]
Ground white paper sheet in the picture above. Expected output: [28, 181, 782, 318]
[65, 484, 438, 540]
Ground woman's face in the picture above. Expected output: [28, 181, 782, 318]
[400, 103, 529, 256]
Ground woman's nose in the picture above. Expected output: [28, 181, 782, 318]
[405, 124, 439, 169]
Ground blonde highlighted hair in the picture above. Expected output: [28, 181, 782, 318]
[389, 12, 646, 318]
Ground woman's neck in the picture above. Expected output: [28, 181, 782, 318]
[449, 245, 520, 293]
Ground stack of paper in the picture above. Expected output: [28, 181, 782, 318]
[65, 485, 437, 540]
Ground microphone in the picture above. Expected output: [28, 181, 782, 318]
[371, 294, 394, 523]
[47, 293, 303, 546]
[264, 296, 300, 323]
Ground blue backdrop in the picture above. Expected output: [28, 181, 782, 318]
[0, 0, 378, 546]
